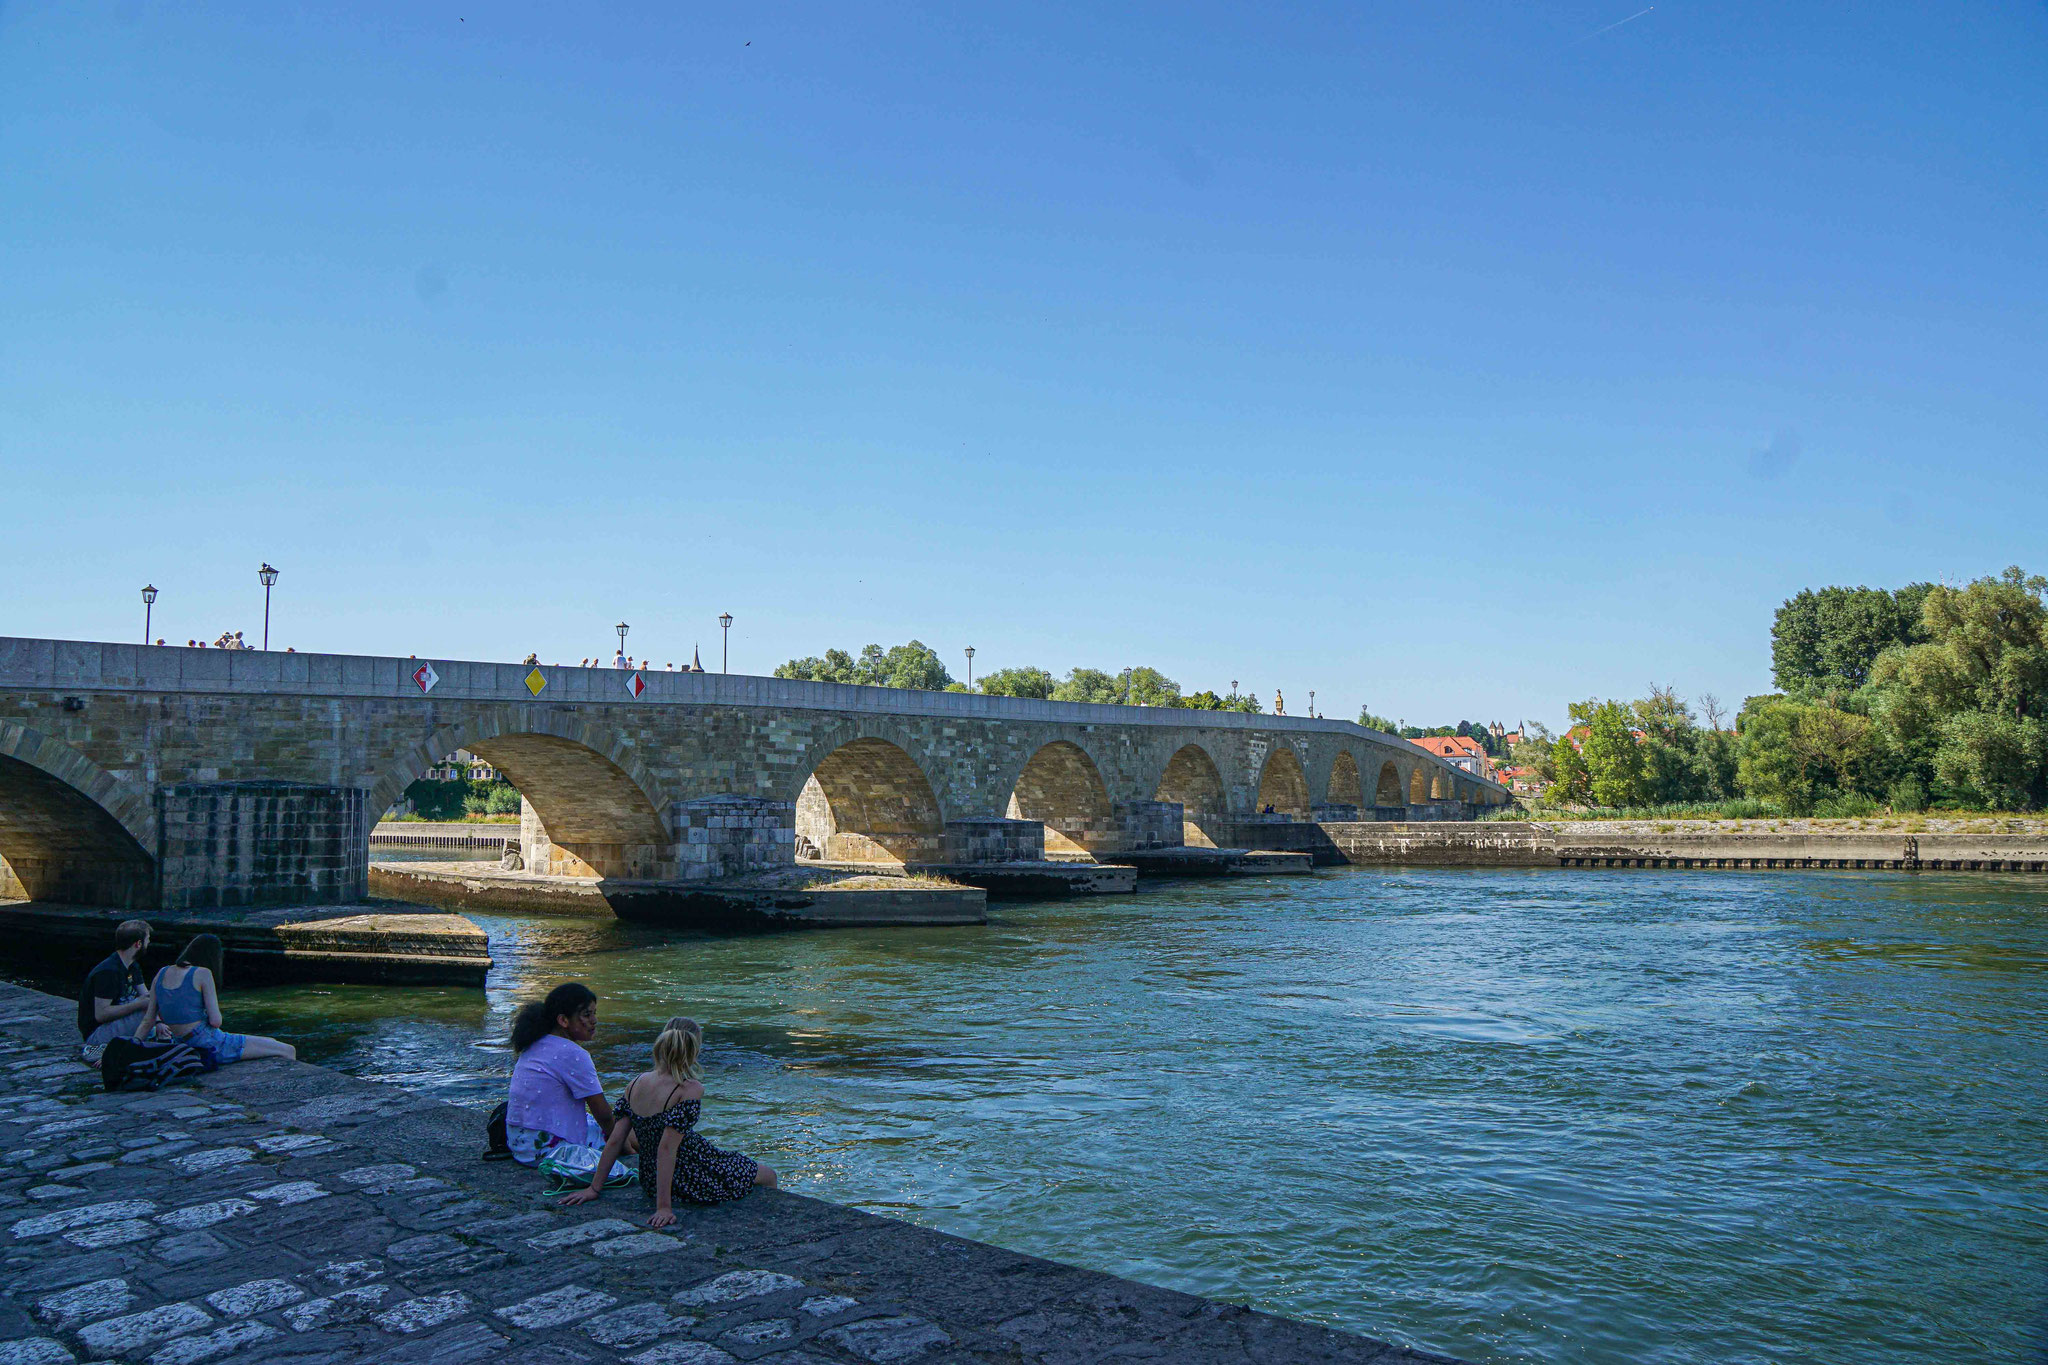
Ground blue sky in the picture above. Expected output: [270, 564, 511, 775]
[4, 2, 2043, 729]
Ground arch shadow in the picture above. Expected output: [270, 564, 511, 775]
[1326, 751, 1363, 808]
[795, 736, 945, 864]
[0, 722, 156, 908]
[1153, 742, 1228, 848]
[1257, 747, 1312, 819]
[1007, 740, 1116, 860]
[1373, 760, 1405, 809]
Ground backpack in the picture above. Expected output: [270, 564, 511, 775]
[482, 1102, 513, 1161]
[100, 1037, 217, 1092]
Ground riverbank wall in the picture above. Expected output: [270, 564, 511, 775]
[1318, 819, 2048, 871]
[0, 979, 1458, 1365]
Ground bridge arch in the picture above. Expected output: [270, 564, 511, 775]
[1256, 746, 1311, 819]
[1408, 765, 1429, 804]
[1429, 768, 1451, 801]
[795, 736, 945, 864]
[1373, 759, 1404, 808]
[1007, 740, 1116, 859]
[372, 712, 672, 878]
[1326, 750, 1363, 809]
[0, 720, 156, 908]
[1153, 742, 1227, 847]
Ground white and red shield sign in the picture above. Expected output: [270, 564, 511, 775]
[623, 670, 646, 699]
[412, 662, 439, 694]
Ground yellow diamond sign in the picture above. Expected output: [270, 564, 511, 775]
[524, 668, 548, 696]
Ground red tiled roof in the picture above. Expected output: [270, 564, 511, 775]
[1408, 735, 1487, 759]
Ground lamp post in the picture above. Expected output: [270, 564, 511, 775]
[257, 564, 279, 650]
[718, 612, 733, 673]
[141, 585, 157, 645]
[615, 621, 629, 665]
[1309, 690, 1316, 719]
[964, 646, 974, 692]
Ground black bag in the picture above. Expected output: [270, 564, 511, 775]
[482, 1100, 512, 1160]
[100, 1037, 217, 1092]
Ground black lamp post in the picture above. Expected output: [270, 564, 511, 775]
[719, 612, 733, 673]
[1309, 690, 1316, 719]
[616, 621, 629, 664]
[964, 646, 974, 691]
[257, 564, 279, 650]
[141, 585, 157, 645]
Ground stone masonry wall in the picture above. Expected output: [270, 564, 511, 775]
[671, 795, 795, 881]
[941, 818, 1045, 865]
[157, 782, 368, 911]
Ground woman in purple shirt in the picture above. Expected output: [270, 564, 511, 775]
[506, 982, 636, 1166]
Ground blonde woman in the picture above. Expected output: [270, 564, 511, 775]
[559, 1017, 776, 1226]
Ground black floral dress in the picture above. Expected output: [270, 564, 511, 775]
[615, 1086, 759, 1204]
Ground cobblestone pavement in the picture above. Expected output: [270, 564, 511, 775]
[0, 983, 1454, 1365]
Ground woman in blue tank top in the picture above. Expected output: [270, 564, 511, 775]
[132, 934, 295, 1064]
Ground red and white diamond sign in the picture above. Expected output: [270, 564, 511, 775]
[623, 670, 646, 699]
[411, 662, 439, 694]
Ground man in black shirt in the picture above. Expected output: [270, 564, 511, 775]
[78, 919, 153, 1056]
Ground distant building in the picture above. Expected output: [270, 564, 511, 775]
[1407, 734, 1494, 780]
[425, 748, 499, 782]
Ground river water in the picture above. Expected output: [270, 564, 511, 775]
[97, 868, 2048, 1361]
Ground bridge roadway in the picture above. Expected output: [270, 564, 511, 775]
[0, 637, 1507, 912]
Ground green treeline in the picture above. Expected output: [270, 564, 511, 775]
[1529, 567, 2048, 814]
[773, 642, 1262, 711]
[401, 778, 521, 821]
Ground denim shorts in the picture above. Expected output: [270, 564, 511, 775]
[178, 1024, 247, 1065]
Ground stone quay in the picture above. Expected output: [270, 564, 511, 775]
[0, 981, 1457, 1365]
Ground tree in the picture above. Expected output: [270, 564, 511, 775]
[1736, 696, 1877, 812]
[774, 647, 860, 684]
[1869, 566, 2048, 808]
[1579, 700, 1648, 807]
[1357, 706, 1398, 732]
[1771, 584, 1930, 693]
[1124, 667, 1182, 707]
[774, 641, 952, 691]
[1051, 668, 1121, 704]
[1550, 731, 1590, 804]
[978, 665, 1057, 699]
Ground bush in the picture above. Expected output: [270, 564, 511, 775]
[1810, 793, 1879, 818]
[1886, 775, 1929, 813]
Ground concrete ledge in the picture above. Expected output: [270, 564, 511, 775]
[0, 899, 491, 987]
[1117, 848, 1316, 878]
[0, 979, 1460, 1364]
[816, 859, 1141, 898]
[372, 862, 989, 930]
[1317, 821, 2048, 871]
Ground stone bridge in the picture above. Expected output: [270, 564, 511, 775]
[0, 637, 1507, 911]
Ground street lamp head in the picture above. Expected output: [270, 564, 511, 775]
[141, 585, 158, 605]
[718, 612, 733, 630]
[616, 622, 630, 646]
[964, 646, 974, 659]
[258, 564, 279, 588]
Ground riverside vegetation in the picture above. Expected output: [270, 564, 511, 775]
[1515, 566, 2048, 817]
